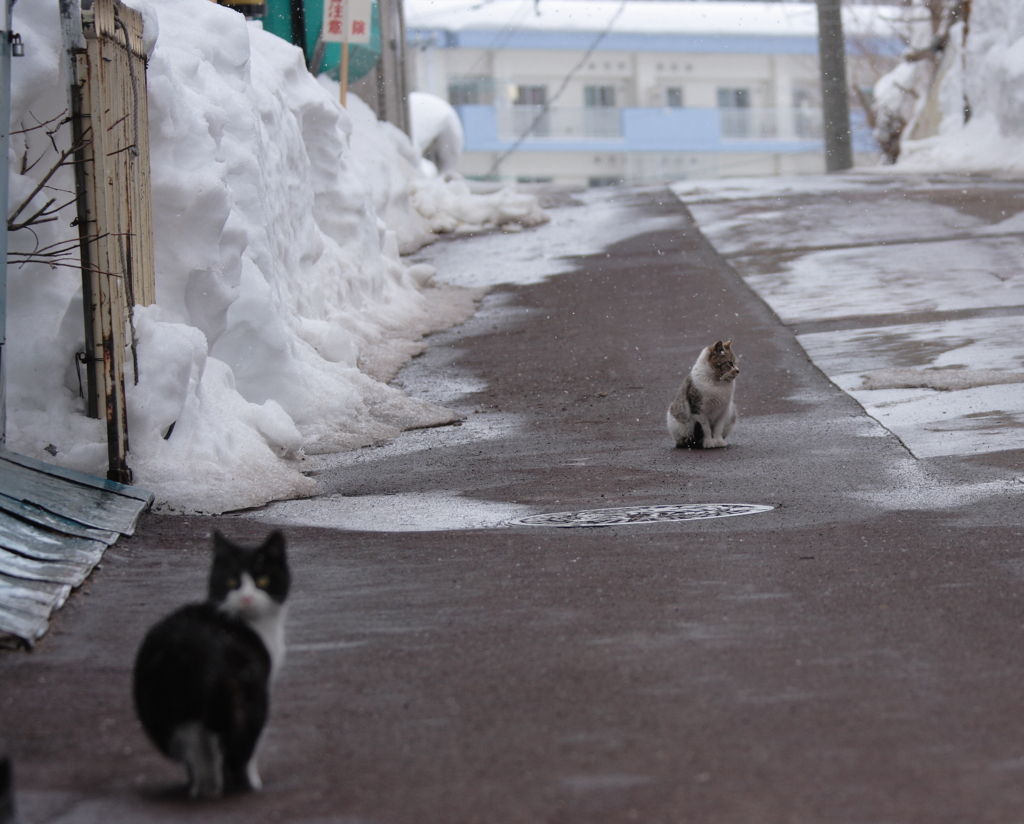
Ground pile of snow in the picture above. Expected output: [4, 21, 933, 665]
[6, 0, 545, 513]
[880, 0, 1024, 175]
[856, 367, 1024, 393]
[409, 91, 464, 175]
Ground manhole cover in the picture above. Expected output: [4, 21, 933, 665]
[508, 503, 774, 528]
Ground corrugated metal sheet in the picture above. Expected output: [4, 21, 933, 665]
[0, 449, 152, 647]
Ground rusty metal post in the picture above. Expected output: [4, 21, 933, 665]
[0, 0, 13, 445]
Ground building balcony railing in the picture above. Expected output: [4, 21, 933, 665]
[498, 105, 623, 139]
[468, 104, 827, 147]
[719, 107, 824, 140]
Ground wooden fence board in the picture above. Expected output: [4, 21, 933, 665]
[69, 0, 155, 482]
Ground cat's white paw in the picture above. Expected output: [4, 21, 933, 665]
[246, 757, 262, 791]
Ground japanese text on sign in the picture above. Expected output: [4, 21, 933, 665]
[322, 0, 372, 44]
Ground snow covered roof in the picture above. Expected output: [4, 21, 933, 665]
[405, 0, 903, 39]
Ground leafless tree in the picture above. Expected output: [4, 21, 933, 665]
[5, 112, 115, 274]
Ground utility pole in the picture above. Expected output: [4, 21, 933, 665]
[0, 0, 14, 444]
[816, 0, 853, 172]
[350, 0, 410, 135]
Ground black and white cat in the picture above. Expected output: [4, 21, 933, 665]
[666, 340, 739, 448]
[133, 531, 290, 798]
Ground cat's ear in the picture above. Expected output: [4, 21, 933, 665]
[212, 532, 245, 563]
[261, 530, 287, 561]
[712, 340, 725, 354]
[724, 340, 732, 349]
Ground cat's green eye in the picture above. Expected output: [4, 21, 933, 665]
[226, 577, 239, 589]
[255, 575, 270, 589]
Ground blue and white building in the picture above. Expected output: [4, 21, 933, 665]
[405, 0, 901, 185]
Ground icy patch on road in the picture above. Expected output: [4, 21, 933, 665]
[687, 196, 986, 259]
[854, 368, 1024, 392]
[798, 315, 1024, 376]
[848, 383, 1024, 459]
[236, 490, 531, 532]
[414, 190, 682, 289]
[675, 176, 1024, 461]
[798, 315, 1024, 457]
[849, 477, 1024, 510]
[744, 237, 1024, 326]
[671, 175, 892, 204]
[845, 454, 1024, 510]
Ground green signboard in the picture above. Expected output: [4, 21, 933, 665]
[261, 0, 381, 81]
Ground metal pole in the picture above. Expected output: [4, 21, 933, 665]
[0, 0, 13, 444]
[289, 0, 308, 64]
[378, 0, 410, 135]
[816, 0, 853, 172]
[340, 40, 348, 107]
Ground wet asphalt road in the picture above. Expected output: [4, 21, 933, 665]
[4, 186, 1024, 823]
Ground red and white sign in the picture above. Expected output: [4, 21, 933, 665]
[323, 0, 371, 44]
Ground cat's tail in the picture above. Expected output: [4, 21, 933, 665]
[667, 409, 704, 449]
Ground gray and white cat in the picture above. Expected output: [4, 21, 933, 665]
[666, 340, 739, 448]
[133, 531, 289, 798]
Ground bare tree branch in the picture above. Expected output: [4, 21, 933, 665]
[7, 129, 89, 232]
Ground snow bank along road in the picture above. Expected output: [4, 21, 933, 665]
[4, 184, 1024, 823]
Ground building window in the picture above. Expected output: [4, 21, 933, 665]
[792, 86, 822, 139]
[584, 85, 616, 107]
[792, 86, 819, 109]
[515, 85, 548, 106]
[583, 85, 617, 137]
[718, 87, 751, 137]
[588, 176, 622, 188]
[512, 85, 549, 137]
[665, 87, 683, 108]
[448, 78, 493, 106]
[717, 87, 750, 109]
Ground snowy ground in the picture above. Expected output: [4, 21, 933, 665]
[235, 186, 696, 531]
[672, 174, 1024, 460]
[234, 190, 623, 531]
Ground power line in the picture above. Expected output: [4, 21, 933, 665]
[463, 0, 536, 78]
[485, 0, 629, 178]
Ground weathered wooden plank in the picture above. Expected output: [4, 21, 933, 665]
[93, 20, 131, 483]
[0, 457, 149, 534]
[70, 0, 156, 482]
[92, 0, 147, 59]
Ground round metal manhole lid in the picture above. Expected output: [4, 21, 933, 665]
[508, 503, 774, 528]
